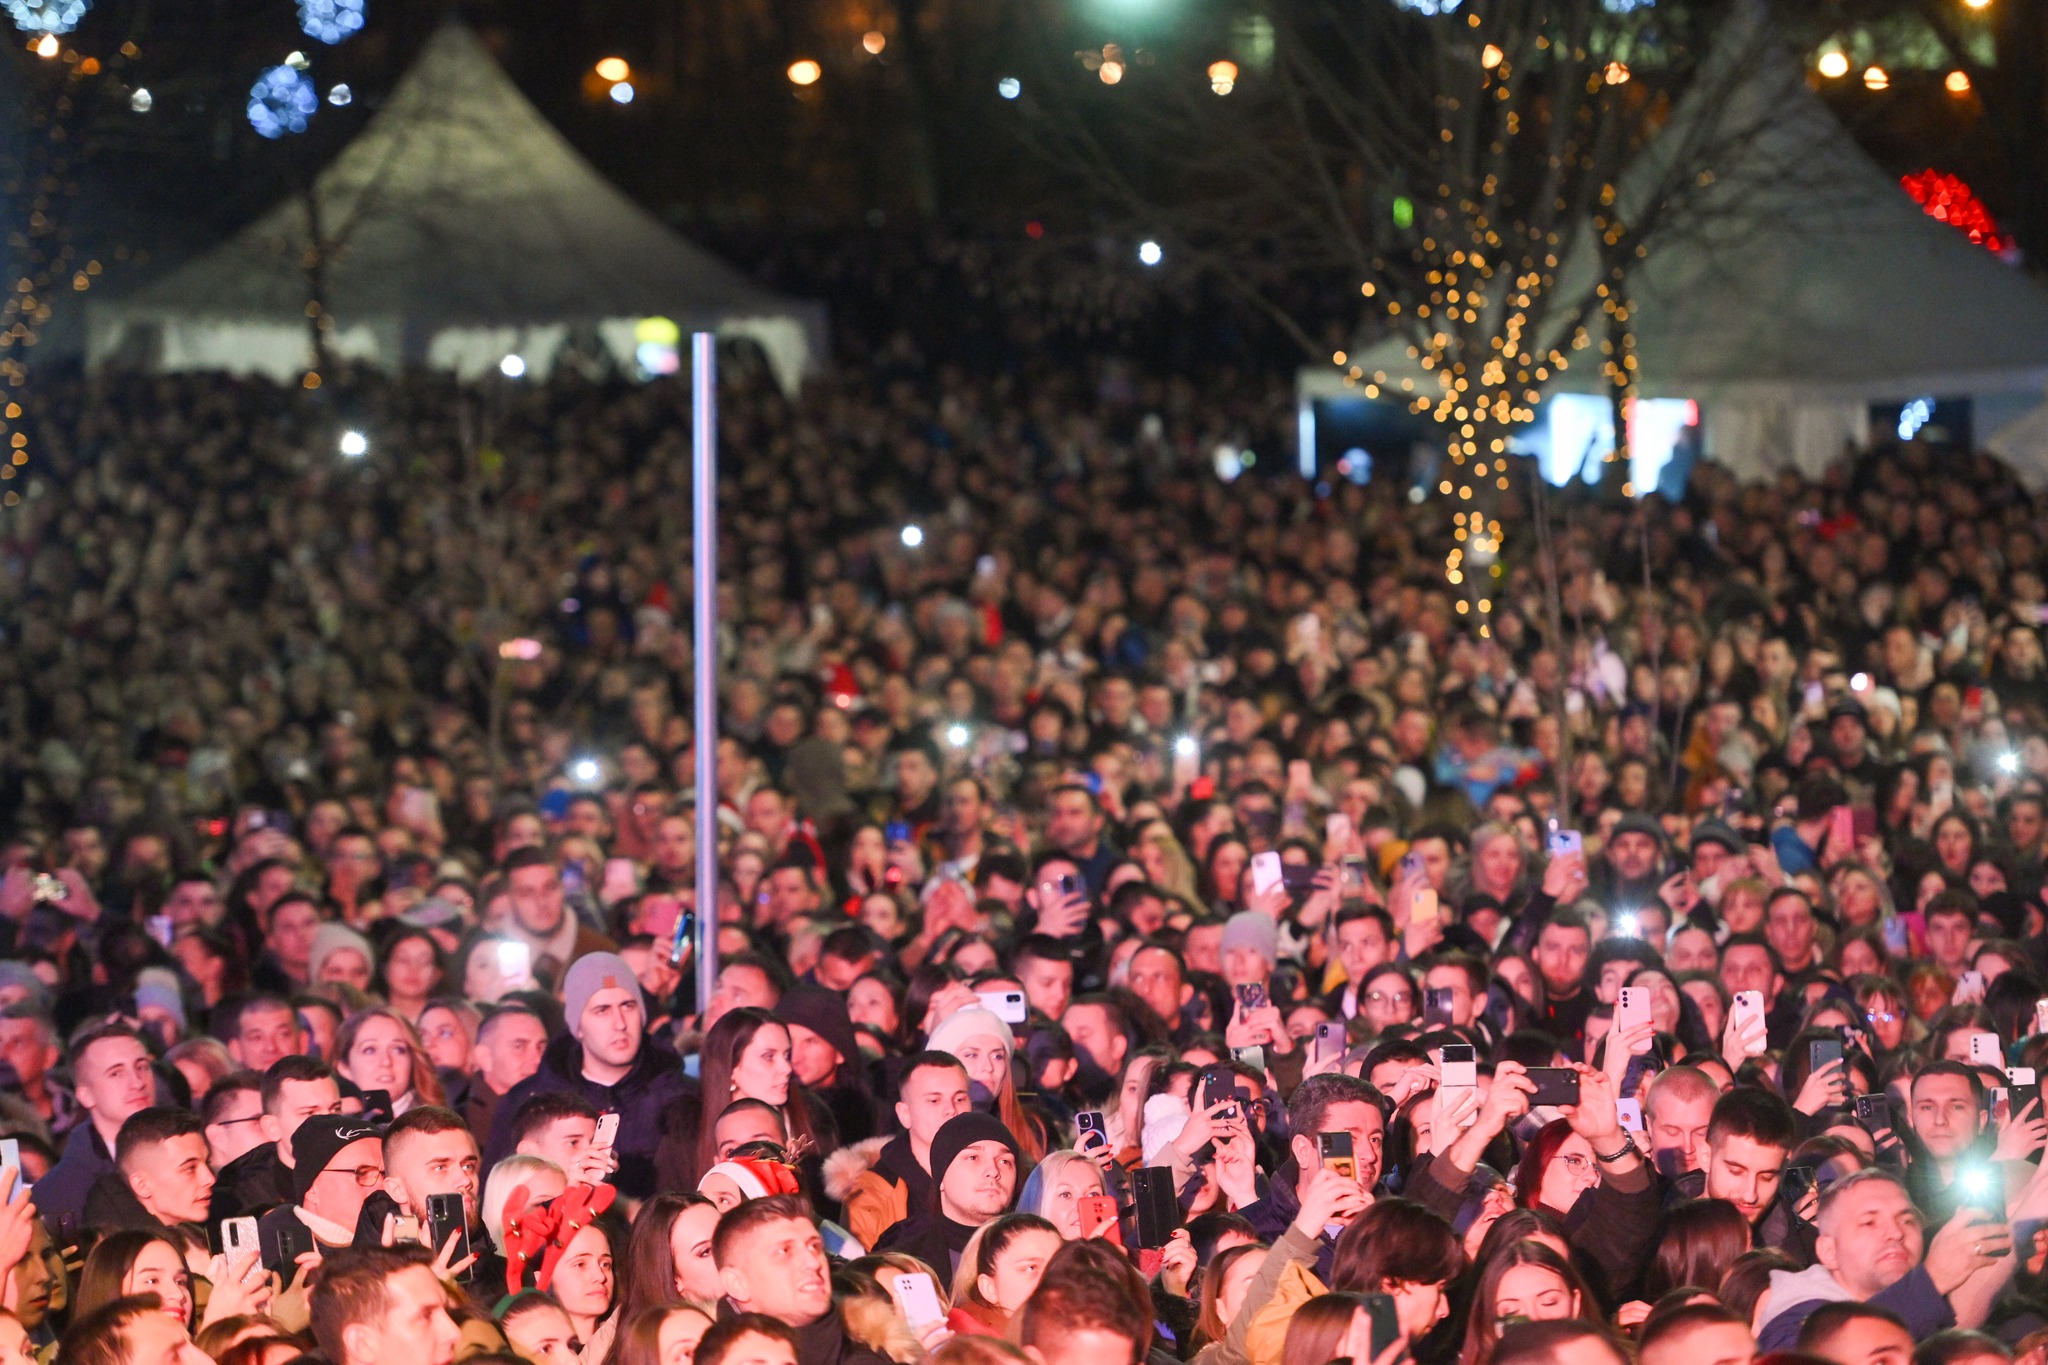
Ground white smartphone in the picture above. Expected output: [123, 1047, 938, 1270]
[2011, 1067, 2039, 1087]
[1971, 1032, 2004, 1067]
[1962, 971, 1988, 996]
[1731, 991, 1766, 1055]
[221, 1215, 259, 1255]
[592, 1112, 620, 1149]
[977, 989, 1028, 1025]
[1249, 851, 1283, 899]
[2035, 999, 2048, 1036]
[1325, 812, 1353, 849]
[1614, 987, 1651, 1036]
[892, 1271, 945, 1328]
[1439, 1043, 1478, 1089]
[0, 1139, 18, 1199]
[1617, 1099, 1644, 1134]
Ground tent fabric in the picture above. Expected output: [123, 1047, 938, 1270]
[87, 24, 824, 393]
[1987, 396, 2048, 494]
[1312, 2, 2048, 485]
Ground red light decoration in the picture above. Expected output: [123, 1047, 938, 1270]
[1900, 169, 2011, 252]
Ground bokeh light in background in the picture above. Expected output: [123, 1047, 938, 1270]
[3, 0, 87, 35]
[297, 0, 366, 45]
[247, 64, 319, 138]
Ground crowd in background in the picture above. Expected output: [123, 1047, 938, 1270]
[1, 236, 2048, 1365]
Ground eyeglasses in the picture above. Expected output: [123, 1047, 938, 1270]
[321, 1164, 385, 1188]
[1557, 1153, 1595, 1176]
[209, 1115, 266, 1128]
[1867, 1010, 1898, 1024]
[1366, 991, 1414, 1008]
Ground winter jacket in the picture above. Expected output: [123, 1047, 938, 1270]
[715, 1299, 894, 1365]
[81, 1172, 183, 1237]
[1244, 1224, 1341, 1365]
[210, 1142, 292, 1222]
[483, 1032, 692, 1199]
[1756, 1263, 1954, 1351]
[825, 1135, 927, 1252]
[31, 1121, 112, 1242]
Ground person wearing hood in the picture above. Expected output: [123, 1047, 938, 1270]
[773, 984, 876, 1145]
[824, 1051, 970, 1251]
[1755, 1168, 2000, 1351]
[482, 952, 691, 1199]
[873, 1111, 1023, 1275]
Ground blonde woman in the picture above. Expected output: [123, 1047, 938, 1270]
[1133, 820, 1207, 915]
[334, 1007, 445, 1115]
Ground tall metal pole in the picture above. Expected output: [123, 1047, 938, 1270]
[692, 332, 720, 1010]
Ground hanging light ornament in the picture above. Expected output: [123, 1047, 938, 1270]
[247, 64, 319, 138]
[4, 0, 87, 34]
[298, 0, 364, 45]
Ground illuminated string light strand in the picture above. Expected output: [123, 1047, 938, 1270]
[1328, 7, 1650, 617]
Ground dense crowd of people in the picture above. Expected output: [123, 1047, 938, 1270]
[5, 235, 2048, 1365]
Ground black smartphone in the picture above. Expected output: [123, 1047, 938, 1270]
[265, 1217, 311, 1275]
[1423, 986, 1455, 1028]
[1076, 1111, 1108, 1149]
[1525, 1068, 1581, 1107]
[424, 1192, 471, 1280]
[1365, 1292, 1402, 1357]
[357, 1089, 393, 1125]
[1781, 1163, 1818, 1210]
[1809, 1038, 1845, 1075]
[1318, 1130, 1358, 1183]
[1053, 872, 1080, 897]
[1854, 1093, 1890, 1130]
[1200, 1068, 1242, 1122]
[2008, 1067, 2043, 1118]
[1131, 1166, 1179, 1248]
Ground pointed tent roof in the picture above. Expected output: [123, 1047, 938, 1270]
[1599, 4, 2048, 399]
[90, 24, 822, 382]
[1324, 6, 2048, 475]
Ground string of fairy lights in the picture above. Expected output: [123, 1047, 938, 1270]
[1333, 7, 1642, 637]
[0, 0, 366, 506]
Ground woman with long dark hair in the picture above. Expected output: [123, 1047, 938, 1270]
[1643, 1199, 1751, 1303]
[1459, 1240, 1600, 1365]
[607, 1191, 722, 1351]
[373, 927, 447, 1022]
[656, 1008, 824, 1193]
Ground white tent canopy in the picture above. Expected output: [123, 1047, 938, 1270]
[88, 25, 825, 393]
[1318, 7, 2048, 484]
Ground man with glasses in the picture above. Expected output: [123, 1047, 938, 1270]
[257, 1113, 384, 1274]
[199, 1074, 266, 1172]
[212, 1056, 344, 1222]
